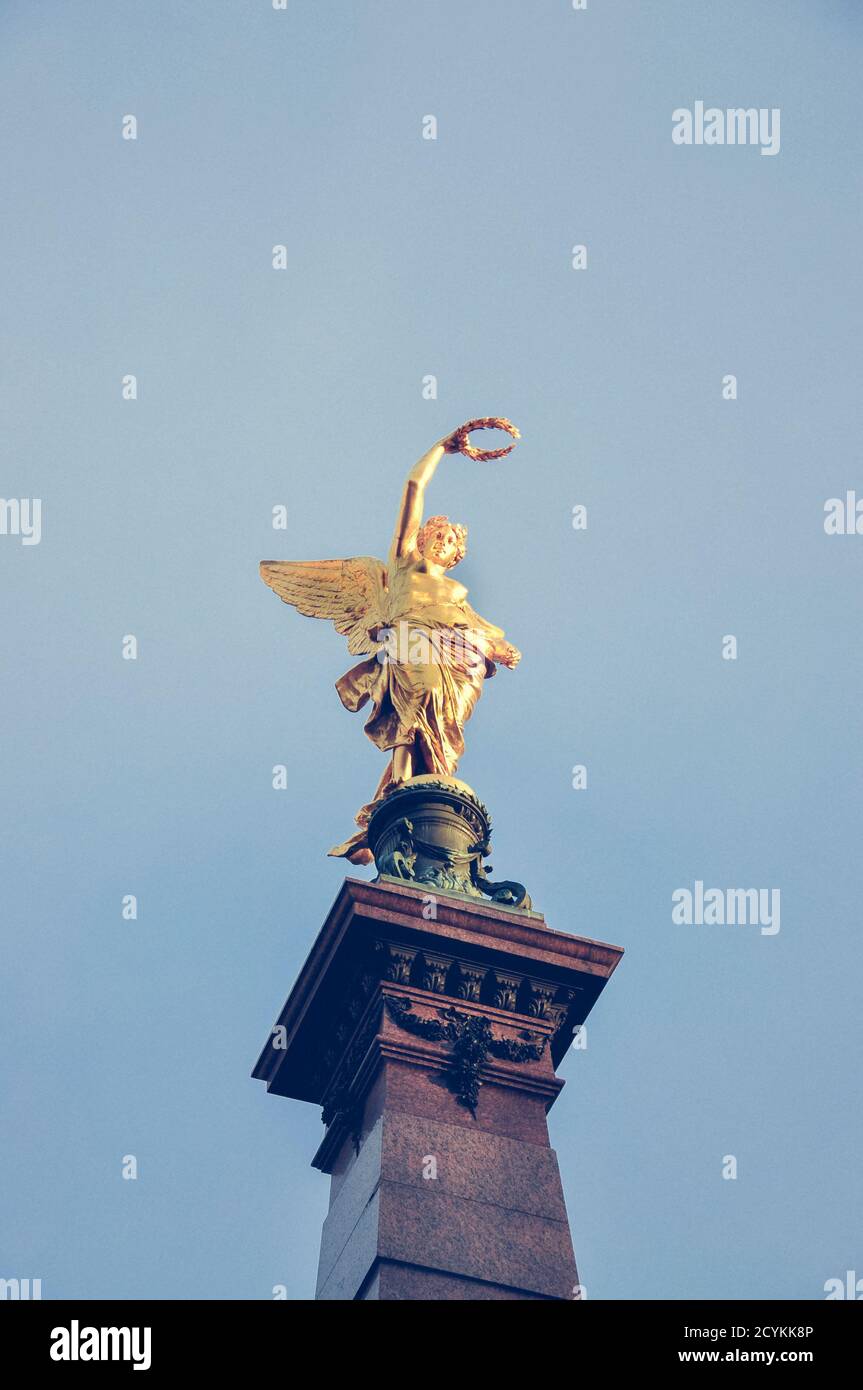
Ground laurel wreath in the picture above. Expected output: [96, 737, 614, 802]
[444, 417, 521, 462]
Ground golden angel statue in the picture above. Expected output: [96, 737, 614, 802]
[260, 423, 522, 864]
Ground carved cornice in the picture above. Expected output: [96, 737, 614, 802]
[309, 939, 578, 1102]
[318, 998, 382, 1149]
[253, 878, 624, 1130]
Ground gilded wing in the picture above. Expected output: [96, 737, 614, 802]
[259, 556, 388, 655]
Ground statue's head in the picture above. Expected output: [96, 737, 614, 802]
[417, 515, 467, 569]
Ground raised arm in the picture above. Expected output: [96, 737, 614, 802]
[389, 438, 449, 565]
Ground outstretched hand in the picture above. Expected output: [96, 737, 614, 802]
[498, 642, 522, 670]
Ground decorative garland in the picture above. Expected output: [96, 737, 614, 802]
[385, 996, 546, 1115]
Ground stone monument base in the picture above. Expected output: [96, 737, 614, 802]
[253, 780, 623, 1300]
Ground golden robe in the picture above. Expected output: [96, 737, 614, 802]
[328, 555, 504, 862]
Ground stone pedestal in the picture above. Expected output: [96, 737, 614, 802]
[253, 785, 623, 1300]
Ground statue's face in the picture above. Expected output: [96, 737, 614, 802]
[425, 525, 461, 568]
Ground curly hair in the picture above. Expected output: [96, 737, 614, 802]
[416, 514, 468, 568]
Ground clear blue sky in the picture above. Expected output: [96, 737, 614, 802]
[1, 0, 860, 1299]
